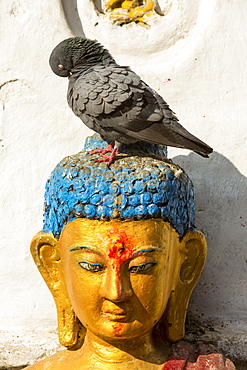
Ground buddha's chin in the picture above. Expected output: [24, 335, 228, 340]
[88, 319, 152, 341]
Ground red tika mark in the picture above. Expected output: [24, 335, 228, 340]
[107, 225, 135, 269]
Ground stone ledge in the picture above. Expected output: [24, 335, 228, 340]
[0, 329, 62, 368]
[185, 315, 247, 368]
[0, 367, 27, 370]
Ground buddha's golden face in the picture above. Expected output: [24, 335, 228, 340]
[58, 218, 180, 341]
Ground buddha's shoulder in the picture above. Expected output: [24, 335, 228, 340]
[25, 350, 74, 370]
[24, 341, 236, 370]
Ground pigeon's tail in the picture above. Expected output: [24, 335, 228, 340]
[125, 121, 213, 157]
[193, 150, 210, 158]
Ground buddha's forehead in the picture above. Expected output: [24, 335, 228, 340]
[59, 218, 177, 252]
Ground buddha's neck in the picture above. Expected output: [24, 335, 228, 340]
[82, 330, 163, 364]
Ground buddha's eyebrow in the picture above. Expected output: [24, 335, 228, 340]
[132, 248, 162, 256]
[69, 246, 162, 255]
[69, 245, 101, 254]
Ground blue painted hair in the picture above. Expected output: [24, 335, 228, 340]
[43, 134, 195, 238]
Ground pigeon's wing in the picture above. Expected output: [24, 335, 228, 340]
[67, 65, 165, 136]
[123, 87, 213, 155]
[68, 64, 212, 155]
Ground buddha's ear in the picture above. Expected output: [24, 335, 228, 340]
[164, 230, 207, 342]
[30, 231, 85, 349]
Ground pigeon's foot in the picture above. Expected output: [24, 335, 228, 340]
[90, 142, 119, 165]
[90, 142, 114, 156]
[95, 148, 119, 165]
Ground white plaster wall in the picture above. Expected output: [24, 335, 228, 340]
[0, 0, 246, 366]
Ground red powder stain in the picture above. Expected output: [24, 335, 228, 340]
[162, 361, 186, 370]
[107, 225, 135, 269]
[113, 323, 124, 335]
[240, 216, 246, 227]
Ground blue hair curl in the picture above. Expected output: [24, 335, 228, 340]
[43, 134, 195, 238]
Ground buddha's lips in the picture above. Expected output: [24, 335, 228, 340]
[102, 309, 126, 315]
[101, 308, 132, 321]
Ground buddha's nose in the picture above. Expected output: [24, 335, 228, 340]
[100, 267, 133, 302]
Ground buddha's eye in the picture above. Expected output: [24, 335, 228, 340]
[78, 261, 104, 273]
[129, 261, 157, 274]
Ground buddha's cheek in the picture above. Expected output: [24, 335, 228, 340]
[65, 266, 104, 326]
[131, 274, 168, 326]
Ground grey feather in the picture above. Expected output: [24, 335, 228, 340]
[49, 37, 213, 157]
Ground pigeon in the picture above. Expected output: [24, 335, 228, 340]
[49, 37, 213, 163]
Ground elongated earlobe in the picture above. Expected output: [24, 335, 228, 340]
[160, 231, 207, 342]
[30, 231, 85, 349]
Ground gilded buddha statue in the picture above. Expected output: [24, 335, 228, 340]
[26, 135, 235, 369]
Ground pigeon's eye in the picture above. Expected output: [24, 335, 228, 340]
[58, 64, 64, 70]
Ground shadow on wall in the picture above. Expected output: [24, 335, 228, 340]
[172, 151, 247, 319]
[61, 0, 85, 36]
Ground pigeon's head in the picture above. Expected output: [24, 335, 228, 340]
[49, 37, 114, 77]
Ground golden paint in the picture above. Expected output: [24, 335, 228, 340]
[105, 0, 159, 25]
[59, 219, 177, 341]
[29, 219, 207, 369]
